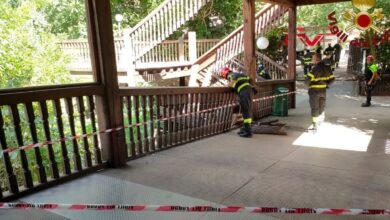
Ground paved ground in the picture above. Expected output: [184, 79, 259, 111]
[2, 63, 390, 220]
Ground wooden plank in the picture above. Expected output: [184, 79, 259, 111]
[9, 105, 34, 188]
[25, 102, 47, 184]
[0, 108, 19, 193]
[38, 101, 60, 179]
[77, 97, 92, 168]
[87, 96, 102, 164]
[0, 86, 104, 105]
[65, 98, 82, 171]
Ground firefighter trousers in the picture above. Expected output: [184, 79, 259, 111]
[238, 86, 253, 124]
[309, 89, 326, 120]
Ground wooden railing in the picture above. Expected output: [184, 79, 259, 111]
[194, 4, 288, 85]
[118, 79, 294, 159]
[59, 38, 219, 71]
[139, 39, 219, 64]
[0, 84, 106, 200]
[129, 0, 211, 60]
[0, 79, 294, 200]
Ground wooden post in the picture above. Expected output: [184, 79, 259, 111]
[123, 28, 136, 87]
[86, 0, 127, 167]
[243, 0, 256, 80]
[188, 32, 197, 63]
[288, 6, 297, 108]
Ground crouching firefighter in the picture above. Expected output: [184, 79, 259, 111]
[304, 54, 335, 129]
[220, 67, 254, 138]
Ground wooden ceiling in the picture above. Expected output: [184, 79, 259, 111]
[262, 0, 350, 7]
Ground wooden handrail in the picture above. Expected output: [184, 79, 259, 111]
[128, 0, 211, 60]
[195, 4, 288, 71]
[0, 85, 104, 105]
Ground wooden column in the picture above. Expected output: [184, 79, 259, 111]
[288, 6, 297, 108]
[86, 0, 127, 167]
[243, 0, 256, 80]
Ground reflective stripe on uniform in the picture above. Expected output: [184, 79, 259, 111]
[312, 116, 318, 123]
[232, 76, 250, 88]
[237, 83, 250, 93]
[309, 84, 327, 89]
[369, 64, 378, 73]
[307, 75, 335, 82]
[244, 118, 252, 124]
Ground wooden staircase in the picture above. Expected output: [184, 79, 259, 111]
[191, 4, 289, 87]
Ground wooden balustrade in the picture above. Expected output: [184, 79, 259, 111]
[120, 87, 235, 159]
[0, 84, 105, 200]
[194, 4, 288, 80]
[59, 38, 219, 70]
[129, 0, 211, 60]
[0, 79, 294, 200]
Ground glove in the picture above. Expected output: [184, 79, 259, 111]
[252, 86, 258, 95]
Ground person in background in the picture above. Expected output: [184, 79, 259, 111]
[362, 55, 378, 107]
[220, 67, 253, 137]
[303, 49, 313, 75]
[314, 42, 323, 59]
[257, 63, 271, 80]
[333, 42, 342, 68]
[324, 43, 335, 62]
[304, 53, 335, 129]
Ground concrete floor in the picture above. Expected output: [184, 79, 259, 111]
[2, 64, 390, 220]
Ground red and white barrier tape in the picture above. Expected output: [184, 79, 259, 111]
[0, 203, 388, 215]
[1, 91, 296, 155]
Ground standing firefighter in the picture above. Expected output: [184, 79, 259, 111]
[220, 67, 253, 137]
[303, 49, 313, 75]
[362, 55, 378, 107]
[304, 54, 335, 129]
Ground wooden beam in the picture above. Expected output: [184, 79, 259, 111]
[86, 0, 127, 167]
[288, 6, 296, 108]
[243, 0, 256, 80]
[262, 0, 294, 7]
[295, 0, 350, 6]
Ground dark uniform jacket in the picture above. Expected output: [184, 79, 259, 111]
[305, 62, 335, 89]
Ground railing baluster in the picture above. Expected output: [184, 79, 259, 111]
[87, 96, 102, 164]
[9, 104, 33, 188]
[177, 94, 182, 144]
[126, 96, 136, 158]
[77, 97, 92, 168]
[156, 95, 162, 149]
[38, 101, 60, 179]
[65, 98, 82, 171]
[53, 99, 71, 175]
[149, 95, 155, 151]
[0, 108, 19, 193]
[141, 96, 149, 153]
[161, 95, 168, 148]
[134, 96, 142, 155]
[25, 102, 47, 184]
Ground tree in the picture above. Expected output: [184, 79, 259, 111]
[0, 1, 71, 89]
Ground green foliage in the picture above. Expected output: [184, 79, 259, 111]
[43, 0, 87, 39]
[377, 41, 390, 73]
[0, 1, 71, 89]
[261, 27, 285, 61]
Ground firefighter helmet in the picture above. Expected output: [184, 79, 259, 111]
[367, 55, 375, 62]
[220, 67, 231, 79]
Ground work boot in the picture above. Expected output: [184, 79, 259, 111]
[361, 102, 371, 107]
[237, 127, 246, 135]
[239, 124, 252, 138]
